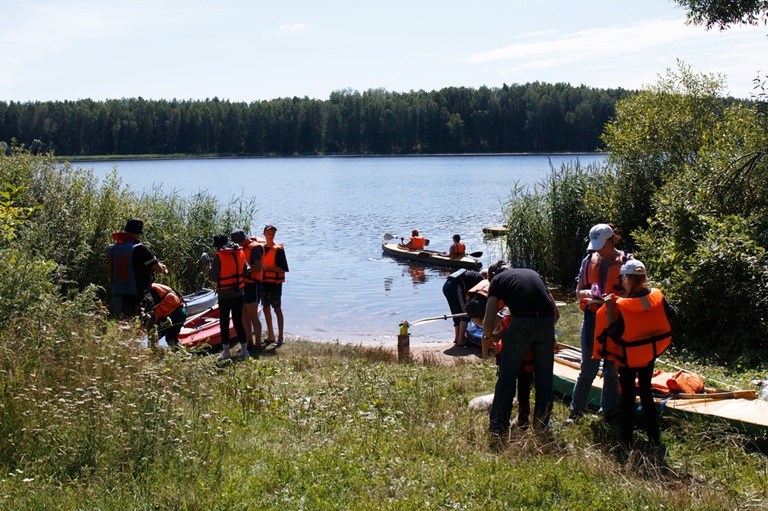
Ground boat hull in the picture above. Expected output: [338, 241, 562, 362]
[471, 344, 768, 434]
[381, 242, 482, 270]
[178, 305, 236, 349]
[182, 288, 217, 316]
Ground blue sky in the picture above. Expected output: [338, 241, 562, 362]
[2, 0, 765, 102]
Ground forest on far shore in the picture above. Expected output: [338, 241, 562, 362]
[0, 83, 640, 157]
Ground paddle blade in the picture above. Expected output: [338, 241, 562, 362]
[425, 239, 430, 246]
[469, 251, 483, 258]
[383, 233, 396, 240]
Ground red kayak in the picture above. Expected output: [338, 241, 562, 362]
[178, 305, 236, 348]
[178, 304, 263, 349]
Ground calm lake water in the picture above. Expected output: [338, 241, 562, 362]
[82, 154, 605, 347]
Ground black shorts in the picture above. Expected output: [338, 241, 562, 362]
[261, 282, 282, 308]
[243, 282, 262, 305]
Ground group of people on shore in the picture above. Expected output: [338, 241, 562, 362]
[107, 218, 289, 359]
[447, 223, 675, 453]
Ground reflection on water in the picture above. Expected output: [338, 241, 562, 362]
[81, 154, 604, 345]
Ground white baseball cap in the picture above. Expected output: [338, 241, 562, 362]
[620, 259, 646, 276]
[587, 223, 617, 251]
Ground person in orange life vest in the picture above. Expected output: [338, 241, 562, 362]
[482, 261, 559, 437]
[593, 259, 676, 449]
[107, 218, 167, 318]
[261, 225, 289, 347]
[567, 223, 633, 425]
[403, 229, 426, 250]
[145, 283, 187, 348]
[447, 234, 466, 257]
[207, 233, 250, 360]
[231, 229, 264, 350]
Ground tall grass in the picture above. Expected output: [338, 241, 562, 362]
[2, 324, 766, 510]
[503, 159, 616, 290]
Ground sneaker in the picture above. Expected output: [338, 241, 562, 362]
[218, 349, 232, 361]
[564, 410, 582, 425]
[237, 348, 250, 359]
[602, 411, 620, 425]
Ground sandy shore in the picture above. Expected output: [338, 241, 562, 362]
[399, 341, 484, 365]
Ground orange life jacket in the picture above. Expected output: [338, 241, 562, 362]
[592, 288, 672, 368]
[409, 236, 425, 250]
[650, 369, 704, 395]
[451, 242, 466, 256]
[150, 283, 184, 320]
[262, 243, 286, 284]
[466, 279, 490, 300]
[215, 247, 247, 291]
[578, 250, 632, 312]
[240, 238, 264, 284]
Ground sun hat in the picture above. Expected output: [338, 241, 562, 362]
[620, 259, 646, 276]
[231, 229, 247, 243]
[587, 223, 618, 251]
[124, 218, 144, 235]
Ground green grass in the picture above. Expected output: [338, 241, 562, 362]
[2, 304, 768, 510]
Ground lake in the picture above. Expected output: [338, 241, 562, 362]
[81, 154, 605, 347]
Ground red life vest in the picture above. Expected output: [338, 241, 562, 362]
[150, 283, 184, 320]
[215, 247, 247, 291]
[578, 250, 632, 312]
[262, 243, 286, 284]
[240, 238, 264, 284]
[409, 236, 426, 250]
[451, 242, 466, 256]
[592, 288, 672, 368]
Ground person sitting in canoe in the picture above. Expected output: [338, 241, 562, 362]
[447, 234, 466, 258]
[400, 229, 426, 250]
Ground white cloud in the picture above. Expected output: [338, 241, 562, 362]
[279, 23, 309, 32]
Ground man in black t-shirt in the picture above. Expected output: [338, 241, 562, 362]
[482, 263, 559, 440]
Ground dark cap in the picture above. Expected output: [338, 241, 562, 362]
[263, 224, 277, 233]
[231, 229, 247, 243]
[124, 218, 144, 235]
[212, 233, 228, 248]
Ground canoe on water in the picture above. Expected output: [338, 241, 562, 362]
[381, 242, 482, 270]
[470, 344, 768, 435]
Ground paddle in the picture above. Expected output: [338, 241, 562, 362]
[383, 233, 430, 246]
[408, 312, 468, 326]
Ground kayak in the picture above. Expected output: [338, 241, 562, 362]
[178, 305, 236, 349]
[381, 242, 482, 270]
[552, 345, 768, 435]
[470, 344, 768, 434]
[182, 288, 217, 316]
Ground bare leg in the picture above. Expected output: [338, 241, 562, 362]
[264, 305, 275, 341]
[275, 306, 284, 341]
[244, 302, 262, 348]
[241, 302, 253, 346]
[457, 321, 468, 346]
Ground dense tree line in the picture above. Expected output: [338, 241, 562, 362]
[0, 83, 632, 157]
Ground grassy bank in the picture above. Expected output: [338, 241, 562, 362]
[2, 303, 767, 510]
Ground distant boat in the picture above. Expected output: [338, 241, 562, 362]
[482, 225, 508, 237]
